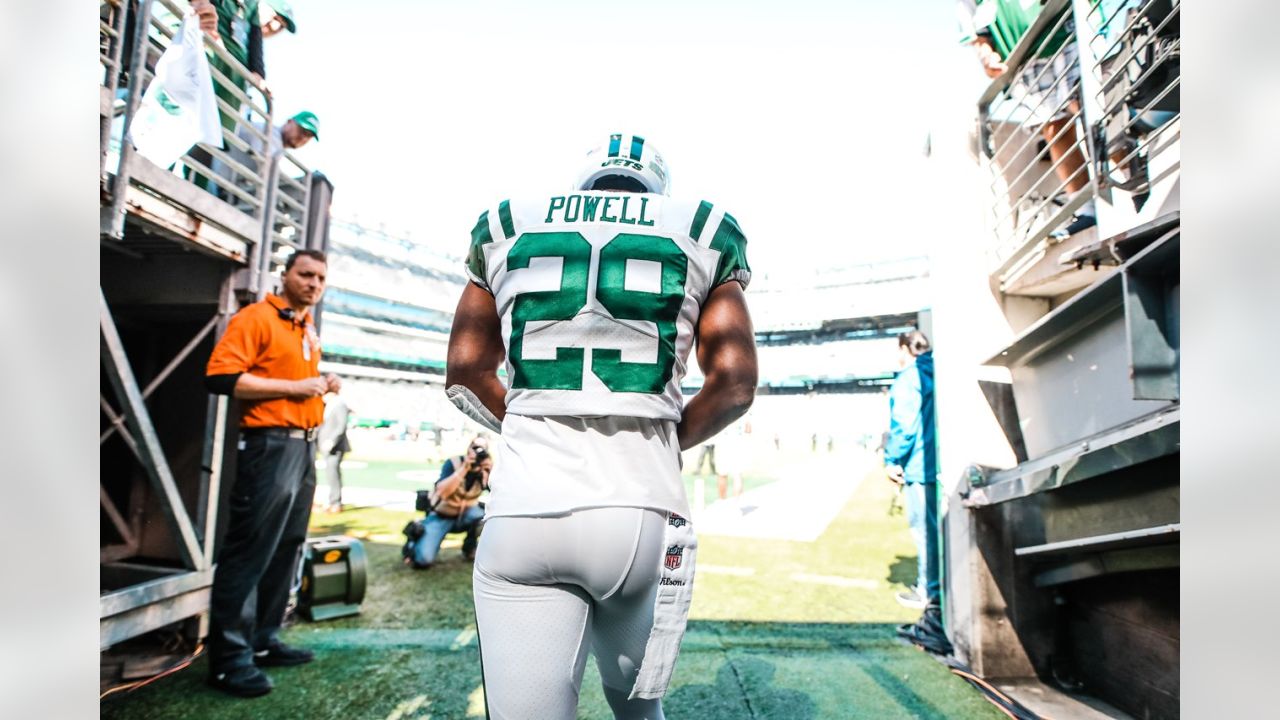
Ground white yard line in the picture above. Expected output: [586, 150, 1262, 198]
[693, 451, 876, 542]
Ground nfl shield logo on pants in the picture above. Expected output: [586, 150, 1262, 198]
[664, 545, 683, 571]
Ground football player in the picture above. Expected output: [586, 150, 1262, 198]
[445, 133, 758, 719]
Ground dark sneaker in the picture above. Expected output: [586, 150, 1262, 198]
[1062, 210, 1097, 236]
[208, 666, 273, 697]
[897, 607, 954, 656]
[402, 519, 425, 541]
[895, 589, 926, 609]
[254, 642, 315, 667]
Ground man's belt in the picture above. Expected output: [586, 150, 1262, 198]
[241, 426, 318, 442]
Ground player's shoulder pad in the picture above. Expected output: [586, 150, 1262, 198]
[466, 199, 521, 282]
[683, 199, 752, 289]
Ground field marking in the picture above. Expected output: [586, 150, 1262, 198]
[694, 452, 876, 542]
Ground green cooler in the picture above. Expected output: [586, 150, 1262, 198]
[299, 535, 367, 621]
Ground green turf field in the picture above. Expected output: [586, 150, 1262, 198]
[332, 457, 774, 500]
[101, 455, 1001, 719]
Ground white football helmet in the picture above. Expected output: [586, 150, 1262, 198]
[573, 133, 671, 195]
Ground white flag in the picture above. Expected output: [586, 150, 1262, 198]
[129, 12, 223, 167]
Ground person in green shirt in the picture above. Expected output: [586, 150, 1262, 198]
[188, 0, 294, 123]
[960, 0, 1095, 236]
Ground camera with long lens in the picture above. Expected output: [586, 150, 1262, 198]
[465, 445, 490, 490]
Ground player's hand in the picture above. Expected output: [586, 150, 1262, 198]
[324, 373, 342, 393]
[291, 377, 328, 398]
[189, 1, 220, 40]
[885, 464, 905, 486]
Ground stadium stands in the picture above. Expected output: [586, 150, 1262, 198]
[321, 217, 929, 431]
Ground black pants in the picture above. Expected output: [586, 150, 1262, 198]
[208, 433, 315, 672]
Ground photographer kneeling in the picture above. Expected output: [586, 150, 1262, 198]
[403, 437, 492, 569]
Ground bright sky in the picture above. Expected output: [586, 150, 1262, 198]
[264, 0, 982, 279]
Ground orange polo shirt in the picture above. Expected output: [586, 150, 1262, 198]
[206, 294, 324, 429]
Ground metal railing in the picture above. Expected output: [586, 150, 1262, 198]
[100, 0, 129, 176]
[1080, 0, 1180, 200]
[978, 0, 1095, 272]
[102, 0, 313, 296]
[976, 0, 1180, 279]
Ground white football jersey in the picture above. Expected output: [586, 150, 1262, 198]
[466, 191, 751, 422]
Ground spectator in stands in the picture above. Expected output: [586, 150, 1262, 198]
[235, 110, 319, 163]
[258, 0, 296, 42]
[959, 0, 1096, 236]
[318, 391, 352, 514]
[213, 110, 318, 205]
[403, 436, 492, 569]
[883, 330, 938, 610]
[187, 1, 298, 198]
[190, 0, 296, 99]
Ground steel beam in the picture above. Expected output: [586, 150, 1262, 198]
[256, 155, 283, 300]
[100, 288, 204, 569]
[1015, 523, 1180, 557]
[100, 485, 137, 548]
[100, 567, 214, 650]
[100, 395, 142, 459]
[965, 406, 1179, 506]
[100, 313, 219, 445]
[104, 0, 153, 239]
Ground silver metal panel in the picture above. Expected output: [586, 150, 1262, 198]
[966, 406, 1178, 506]
[1032, 544, 1178, 587]
[1010, 305, 1171, 457]
[100, 585, 212, 650]
[124, 154, 263, 244]
[1015, 523, 1179, 556]
[1123, 232, 1180, 400]
[100, 290, 205, 568]
[100, 567, 214, 619]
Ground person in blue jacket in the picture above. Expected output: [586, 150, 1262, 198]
[884, 330, 939, 610]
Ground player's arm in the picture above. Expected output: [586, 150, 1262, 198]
[677, 281, 758, 450]
[445, 282, 508, 423]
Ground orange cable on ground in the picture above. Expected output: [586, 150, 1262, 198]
[100, 643, 204, 700]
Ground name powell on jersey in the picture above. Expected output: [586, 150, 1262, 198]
[543, 193, 656, 226]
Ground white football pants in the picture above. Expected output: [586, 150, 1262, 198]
[472, 507, 668, 720]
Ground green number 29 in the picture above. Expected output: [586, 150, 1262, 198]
[507, 231, 688, 394]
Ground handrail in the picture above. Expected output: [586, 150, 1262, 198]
[976, 0, 1097, 270]
[1080, 0, 1180, 196]
[102, 0, 319, 302]
[976, 0, 1074, 110]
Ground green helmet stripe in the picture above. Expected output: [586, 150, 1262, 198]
[608, 134, 622, 158]
[498, 199, 516, 239]
[689, 201, 713, 241]
[629, 136, 645, 161]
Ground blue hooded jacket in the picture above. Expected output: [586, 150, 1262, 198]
[884, 351, 937, 485]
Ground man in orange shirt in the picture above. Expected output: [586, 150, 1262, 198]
[203, 249, 340, 697]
